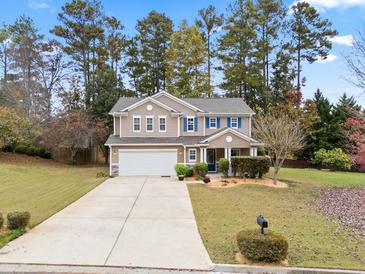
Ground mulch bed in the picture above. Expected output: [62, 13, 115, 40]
[318, 188, 365, 237]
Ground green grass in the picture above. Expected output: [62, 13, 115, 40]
[188, 168, 365, 270]
[0, 229, 25, 248]
[0, 153, 107, 247]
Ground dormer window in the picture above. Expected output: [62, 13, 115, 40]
[133, 116, 141, 132]
[231, 117, 238, 128]
[209, 117, 217, 129]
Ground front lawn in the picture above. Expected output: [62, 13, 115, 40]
[0, 153, 107, 248]
[188, 168, 365, 270]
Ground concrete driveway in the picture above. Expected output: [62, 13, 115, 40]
[0, 177, 212, 270]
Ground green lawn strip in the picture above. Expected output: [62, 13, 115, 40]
[188, 168, 365, 270]
[0, 161, 107, 232]
[0, 229, 25, 249]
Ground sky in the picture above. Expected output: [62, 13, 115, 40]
[1, 0, 365, 106]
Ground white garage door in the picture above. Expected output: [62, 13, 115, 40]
[118, 149, 177, 176]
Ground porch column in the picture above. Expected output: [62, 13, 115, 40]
[200, 148, 203, 163]
[250, 147, 253, 156]
[183, 146, 186, 164]
[224, 148, 228, 159]
[228, 148, 232, 175]
[203, 148, 207, 163]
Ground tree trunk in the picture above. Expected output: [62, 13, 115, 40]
[207, 34, 211, 98]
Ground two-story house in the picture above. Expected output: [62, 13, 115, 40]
[105, 91, 262, 176]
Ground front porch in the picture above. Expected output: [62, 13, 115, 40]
[199, 147, 258, 173]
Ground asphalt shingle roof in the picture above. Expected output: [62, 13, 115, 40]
[183, 98, 254, 114]
[105, 135, 206, 146]
[109, 95, 255, 114]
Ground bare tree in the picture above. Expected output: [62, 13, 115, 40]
[253, 112, 305, 184]
[346, 30, 365, 93]
[44, 110, 107, 164]
[35, 40, 69, 123]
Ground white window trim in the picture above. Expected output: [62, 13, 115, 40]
[133, 116, 141, 132]
[188, 148, 197, 162]
[231, 117, 238, 129]
[146, 115, 154, 132]
[209, 117, 217, 129]
[187, 116, 195, 133]
[158, 115, 167, 132]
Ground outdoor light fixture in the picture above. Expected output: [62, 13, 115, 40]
[257, 215, 268, 234]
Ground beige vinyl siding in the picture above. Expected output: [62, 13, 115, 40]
[207, 132, 251, 148]
[205, 116, 250, 136]
[120, 101, 178, 137]
[114, 116, 120, 136]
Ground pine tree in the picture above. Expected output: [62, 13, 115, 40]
[196, 5, 223, 97]
[218, 0, 264, 109]
[51, 0, 106, 92]
[165, 20, 208, 98]
[289, 2, 337, 91]
[136, 11, 173, 95]
[255, 0, 286, 89]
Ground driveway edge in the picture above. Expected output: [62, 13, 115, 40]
[214, 263, 365, 274]
[0, 263, 364, 274]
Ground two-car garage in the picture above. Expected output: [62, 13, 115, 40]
[118, 149, 177, 176]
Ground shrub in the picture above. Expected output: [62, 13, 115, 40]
[15, 145, 52, 159]
[231, 156, 270, 178]
[203, 176, 211, 183]
[175, 163, 188, 176]
[15, 145, 28, 154]
[237, 229, 288, 262]
[219, 158, 230, 178]
[7, 211, 31, 230]
[96, 171, 108, 178]
[38, 148, 52, 159]
[0, 213, 3, 228]
[185, 167, 194, 177]
[313, 148, 353, 171]
[193, 162, 208, 177]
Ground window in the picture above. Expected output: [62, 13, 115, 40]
[231, 117, 238, 128]
[209, 117, 217, 129]
[159, 116, 166, 132]
[231, 148, 240, 157]
[146, 116, 153, 132]
[187, 117, 195, 132]
[133, 116, 141, 132]
[188, 148, 197, 162]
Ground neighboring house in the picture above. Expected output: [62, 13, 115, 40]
[105, 91, 263, 176]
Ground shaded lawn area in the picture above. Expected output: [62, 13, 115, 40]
[188, 168, 365, 270]
[0, 153, 107, 248]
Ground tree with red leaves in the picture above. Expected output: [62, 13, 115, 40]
[342, 114, 365, 171]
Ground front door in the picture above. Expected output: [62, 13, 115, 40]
[207, 149, 216, 172]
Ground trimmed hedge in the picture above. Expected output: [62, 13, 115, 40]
[219, 158, 230, 178]
[0, 212, 3, 228]
[231, 156, 270, 178]
[175, 163, 188, 176]
[193, 162, 208, 177]
[15, 145, 52, 159]
[7, 211, 31, 230]
[237, 229, 288, 262]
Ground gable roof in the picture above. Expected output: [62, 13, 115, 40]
[119, 97, 178, 113]
[152, 91, 205, 112]
[109, 92, 255, 115]
[200, 128, 262, 145]
[109, 97, 143, 114]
